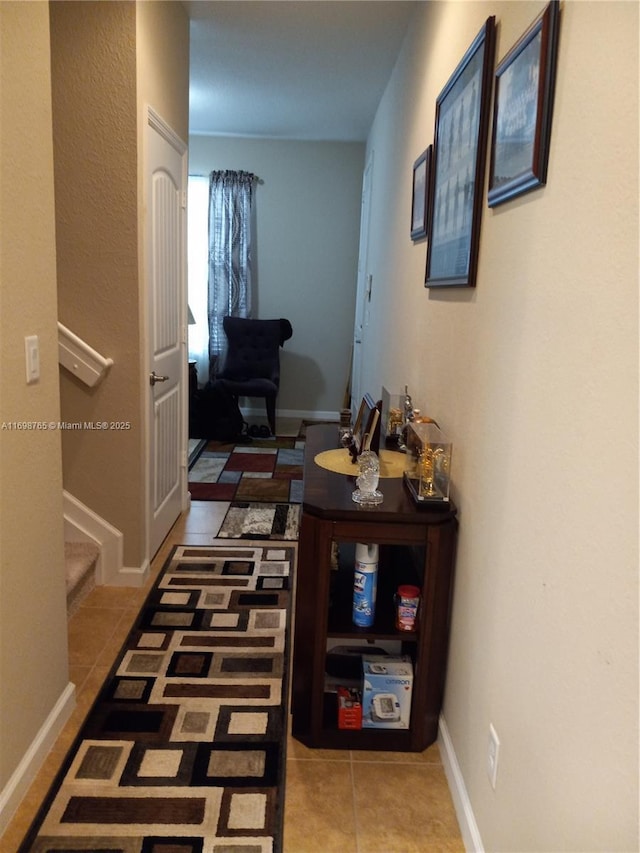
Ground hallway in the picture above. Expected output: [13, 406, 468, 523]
[2, 498, 463, 852]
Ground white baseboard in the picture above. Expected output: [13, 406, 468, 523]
[110, 559, 150, 588]
[279, 408, 341, 421]
[242, 406, 340, 422]
[0, 682, 76, 836]
[439, 714, 484, 853]
[63, 490, 124, 585]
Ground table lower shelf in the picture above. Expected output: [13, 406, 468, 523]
[291, 691, 431, 753]
[293, 728, 418, 751]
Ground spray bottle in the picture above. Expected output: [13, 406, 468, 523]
[353, 543, 379, 627]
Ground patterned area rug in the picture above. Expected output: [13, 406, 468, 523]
[20, 542, 294, 853]
[189, 437, 304, 504]
[217, 502, 300, 541]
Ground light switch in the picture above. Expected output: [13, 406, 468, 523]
[25, 335, 40, 384]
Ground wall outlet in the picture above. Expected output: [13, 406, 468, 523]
[487, 723, 500, 789]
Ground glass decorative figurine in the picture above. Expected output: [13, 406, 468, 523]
[403, 422, 452, 504]
[352, 449, 384, 505]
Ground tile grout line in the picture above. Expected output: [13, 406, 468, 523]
[350, 751, 362, 853]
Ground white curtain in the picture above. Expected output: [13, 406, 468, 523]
[187, 176, 209, 384]
[207, 170, 255, 380]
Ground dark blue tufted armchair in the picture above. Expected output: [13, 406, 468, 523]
[217, 317, 293, 435]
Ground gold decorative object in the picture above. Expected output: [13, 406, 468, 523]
[403, 422, 452, 504]
[314, 448, 409, 478]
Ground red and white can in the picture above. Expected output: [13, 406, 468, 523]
[395, 585, 420, 631]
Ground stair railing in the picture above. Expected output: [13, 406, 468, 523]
[57, 321, 113, 387]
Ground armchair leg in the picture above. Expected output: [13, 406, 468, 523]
[265, 396, 277, 436]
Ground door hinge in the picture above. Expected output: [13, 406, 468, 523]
[181, 450, 187, 468]
[181, 190, 187, 210]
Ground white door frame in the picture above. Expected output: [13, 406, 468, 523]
[144, 106, 189, 560]
[351, 152, 374, 417]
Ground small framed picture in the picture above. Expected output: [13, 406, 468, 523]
[352, 396, 368, 447]
[488, 0, 560, 207]
[349, 394, 380, 460]
[410, 146, 431, 241]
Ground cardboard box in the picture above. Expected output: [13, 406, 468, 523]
[361, 655, 413, 729]
[337, 687, 362, 730]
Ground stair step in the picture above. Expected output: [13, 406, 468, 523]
[65, 540, 99, 615]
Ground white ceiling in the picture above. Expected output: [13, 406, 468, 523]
[186, 1, 418, 141]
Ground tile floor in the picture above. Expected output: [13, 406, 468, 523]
[2, 425, 465, 852]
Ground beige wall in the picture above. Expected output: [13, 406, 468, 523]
[51, 1, 145, 568]
[0, 0, 189, 818]
[362, 1, 638, 849]
[137, 0, 190, 141]
[189, 135, 364, 415]
[50, 1, 189, 569]
[0, 1, 69, 791]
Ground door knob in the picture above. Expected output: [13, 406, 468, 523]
[150, 371, 170, 386]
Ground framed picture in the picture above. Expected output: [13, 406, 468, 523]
[488, 1, 560, 207]
[410, 146, 432, 240]
[425, 17, 496, 288]
[352, 396, 369, 447]
[349, 393, 380, 461]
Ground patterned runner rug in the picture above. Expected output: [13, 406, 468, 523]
[217, 502, 300, 541]
[189, 437, 304, 504]
[20, 541, 294, 853]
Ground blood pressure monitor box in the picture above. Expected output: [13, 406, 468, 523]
[361, 655, 413, 729]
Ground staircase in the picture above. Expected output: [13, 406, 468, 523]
[65, 540, 100, 616]
[58, 325, 114, 612]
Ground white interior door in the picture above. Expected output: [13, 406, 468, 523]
[351, 153, 374, 417]
[146, 109, 188, 557]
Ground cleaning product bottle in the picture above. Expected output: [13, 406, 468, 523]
[353, 543, 379, 627]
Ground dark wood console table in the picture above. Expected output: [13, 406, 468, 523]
[291, 424, 458, 751]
